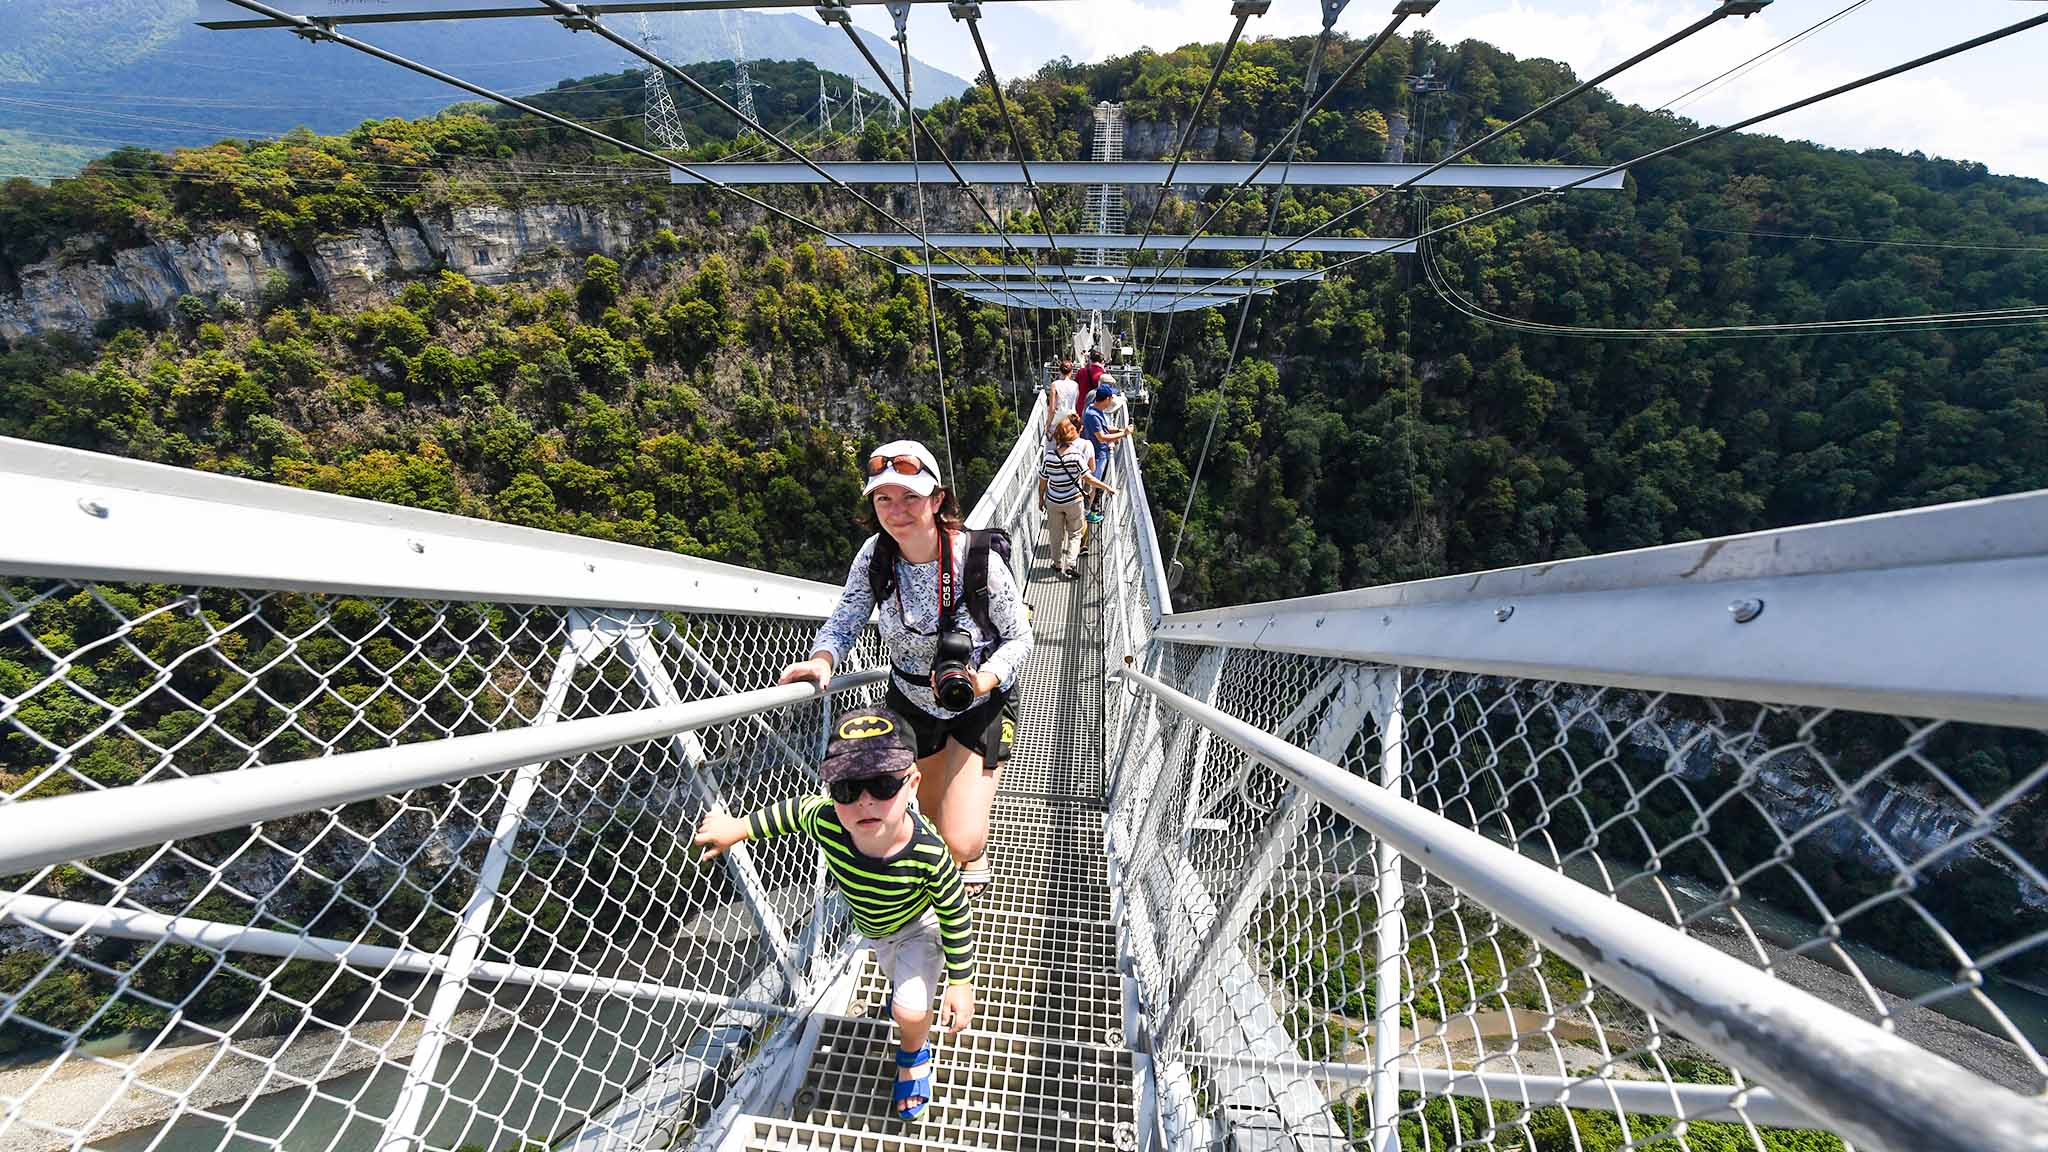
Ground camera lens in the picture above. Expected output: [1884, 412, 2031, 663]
[935, 671, 976, 712]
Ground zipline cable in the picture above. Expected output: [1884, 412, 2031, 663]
[1420, 213, 2048, 338]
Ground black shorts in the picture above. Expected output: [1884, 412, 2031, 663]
[886, 682, 1015, 766]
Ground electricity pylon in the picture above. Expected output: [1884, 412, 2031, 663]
[635, 14, 687, 151]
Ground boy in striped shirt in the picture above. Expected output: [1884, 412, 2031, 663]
[693, 705, 975, 1121]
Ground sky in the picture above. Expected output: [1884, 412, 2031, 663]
[842, 0, 2048, 182]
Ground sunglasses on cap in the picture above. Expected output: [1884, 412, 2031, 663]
[865, 454, 932, 478]
[828, 772, 911, 804]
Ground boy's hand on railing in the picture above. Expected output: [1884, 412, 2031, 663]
[693, 811, 749, 861]
[938, 982, 975, 1034]
[776, 657, 832, 691]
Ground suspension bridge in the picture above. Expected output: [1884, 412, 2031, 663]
[4, 1, 2048, 1150]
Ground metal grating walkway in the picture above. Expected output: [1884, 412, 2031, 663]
[727, 533, 1135, 1151]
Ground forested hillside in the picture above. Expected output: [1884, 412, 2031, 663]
[3, 28, 2047, 1132]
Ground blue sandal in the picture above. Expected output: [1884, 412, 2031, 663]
[893, 1044, 934, 1120]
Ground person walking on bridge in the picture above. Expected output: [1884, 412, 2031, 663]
[1048, 360, 1080, 435]
[778, 440, 1032, 899]
[1041, 413, 1115, 578]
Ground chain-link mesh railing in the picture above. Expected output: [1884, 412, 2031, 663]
[1098, 486, 2048, 1150]
[0, 451, 889, 1152]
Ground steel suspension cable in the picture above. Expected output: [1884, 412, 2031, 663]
[1144, 2, 1423, 301]
[1545, 0, 1874, 169]
[1156, 0, 1764, 309]
[953, 3, 1085, 317]
[888, 10, 960, 483]
[1103, 0, 1265, 316]
[528, 0, 1055, 306]
[1164, 9, 1350, 575]
[215, 0, 950, 283]
[1250, 6, 2048, 299]
[818, 0, 1078, 311]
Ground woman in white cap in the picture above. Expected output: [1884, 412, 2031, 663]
[778, 439, 1033, 896]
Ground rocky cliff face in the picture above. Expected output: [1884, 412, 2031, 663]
[1, 204, 645, 342]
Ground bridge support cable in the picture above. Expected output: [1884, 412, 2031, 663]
[1165, 0, 1386, 573]
[526, 0, 1067, 308]
[1102, 0, 1267, 316]
[204, 0, 1039, 309]
[817, 0, 1082, 312]
[1156, 0, 1772, 308]
[1228, 5, 2048, 307]
[1142, 0, 1432, 299]
[952, 2, 1087, 314]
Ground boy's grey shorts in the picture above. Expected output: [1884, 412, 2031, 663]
[870, 909, 947, 1015]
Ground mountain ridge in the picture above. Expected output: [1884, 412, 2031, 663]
[0, 1, 968, 178]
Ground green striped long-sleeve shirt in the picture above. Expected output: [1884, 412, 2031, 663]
[745, 796, 975, 985]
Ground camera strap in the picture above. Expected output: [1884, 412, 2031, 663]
[893, 527, 960, 636]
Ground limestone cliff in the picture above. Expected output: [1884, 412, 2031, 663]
[1, 204, 644, 342]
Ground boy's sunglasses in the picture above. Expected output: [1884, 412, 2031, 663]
[829, 772, 910, 804]
[865, 454, 930, 478]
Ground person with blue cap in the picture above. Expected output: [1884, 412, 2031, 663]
[1081, 383, 1128, 524]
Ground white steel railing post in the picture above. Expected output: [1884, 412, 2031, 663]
[1152, 662, 1373, 1046]
[380, 610, 604, 1152]
[613, 612, 805, 990]
[1366, 665, 1406, 1152]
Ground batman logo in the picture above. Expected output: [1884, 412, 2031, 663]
[837, 715, 895, 740]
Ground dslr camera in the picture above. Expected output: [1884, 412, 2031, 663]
[930, 628, 979, 711]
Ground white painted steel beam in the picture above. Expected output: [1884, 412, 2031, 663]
[382, 613, 603, 1152]
[1171, 1050, 1820, 1130]
[954, 289, 1254, 314]
[1117, 665, 2048, 1152]
[671, 161, 1628, 190]
[0, 670, 887, 877]
[907, 264, 1327, 282]
[198, 0, 1061, 29]
[0, 438, 842, 616]
[1152, 488, 2048, 730]
[0, 895, 797, 1017]
[826, 233, 1415, 253]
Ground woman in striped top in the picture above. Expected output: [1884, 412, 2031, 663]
[1039, 413, 1116, 578]
[695, 706, 973, 1120]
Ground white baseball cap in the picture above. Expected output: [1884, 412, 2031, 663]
[860, 439, 943, 498]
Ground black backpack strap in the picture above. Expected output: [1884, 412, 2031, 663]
[865, 533, 897, 604]
[964, 529, 996, 640]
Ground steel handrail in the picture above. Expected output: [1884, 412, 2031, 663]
[0, 670, 885, 876]
[1151, 487, 2048, 728]
[0, 437, 845, 617]
[1115, 664, 2048, 1152]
